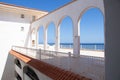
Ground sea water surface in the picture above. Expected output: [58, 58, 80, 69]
[46, 43, 104, 51]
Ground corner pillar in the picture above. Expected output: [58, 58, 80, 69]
[73, 20, 80, 57]
[55, 26, 60, 51]
[35, 29, 38, 49]
[44, 27, 47, 50]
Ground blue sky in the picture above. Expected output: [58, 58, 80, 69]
[80, 8, 104, 43]
[0, 0, 72, 12]
[1, 0, 104, 44]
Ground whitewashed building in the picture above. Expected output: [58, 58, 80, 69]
[0, 0, 120, 80]
[0, 2, 48, 80]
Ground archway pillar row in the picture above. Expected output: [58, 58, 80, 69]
[73, 19, 80, 57]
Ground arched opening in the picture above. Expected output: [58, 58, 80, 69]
[79, 8, 104, 56]
[59, 16, 73, 53]
[23, 66, 39, 80]
[14, 58, 22, 69]
[38, 26, 44, 49]
[15, 71, 22, 80]
[47, 22, 56, 50]
[79, 7, 105, 79]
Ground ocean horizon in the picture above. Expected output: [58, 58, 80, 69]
[39, 42, 104, 51]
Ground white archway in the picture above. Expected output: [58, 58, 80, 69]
[78, 7, 104, 53]
[47, 22, 56, 50]
[58, 16, 74, 53]
[37, 26, 44, 49]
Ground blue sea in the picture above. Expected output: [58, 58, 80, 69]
[80, 43, 104, 51]
[46, 43, 104, 51]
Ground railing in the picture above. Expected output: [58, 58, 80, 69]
[38, 43, 104, 51]
[12, 46, 105, 80]
[80, 44, 104, 51]
[12, 46, 72, 71]
[60, 43, 104, 51]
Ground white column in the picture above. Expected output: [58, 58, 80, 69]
[24, 25, 32, 47]
[29, 32, 32, 48]
[55, 26, 60, 51]
[73, 20, 80, 57]
[44, 27, 47, 50]
[35, 29, 38, 49]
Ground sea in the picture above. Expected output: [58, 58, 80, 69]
[46, 43, 104, 51]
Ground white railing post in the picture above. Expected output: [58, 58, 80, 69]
[36, 49, 41, 60]
[95, 44, 97, 50]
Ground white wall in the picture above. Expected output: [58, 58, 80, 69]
[0, 21, 30, 80]
[0, 3, 46, 80]
[14, 58, 52, 80]
[0, 9, 33, 23]
[104, 0, 120, 80]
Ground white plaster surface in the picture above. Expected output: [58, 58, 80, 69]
[0, 21, 30, 80]
[0, 0, 106, 79]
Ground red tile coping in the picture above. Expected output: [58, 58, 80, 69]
[10, 50, 92, 80]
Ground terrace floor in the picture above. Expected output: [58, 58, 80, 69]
[13, 46, 105, 80]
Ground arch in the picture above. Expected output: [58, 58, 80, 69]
[78, 6, 104, 22]
[46, 21, 56, 29]
[58, 16, 74, 50]
[79, 7, 104, 51]
[38, 26, 44, 45]
[36, 25, 43, 32]
[77, 7, 105, 36]
[78, 6, 104, 25]
[47, 22, 56, 47]
[58, 15, 73, 27]
[23, 66, 39, 80]
[14, 58, 22, 69]
[15, 71, 22, 80]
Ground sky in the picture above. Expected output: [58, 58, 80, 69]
[1, 0, 104, 44]
[80, 8, 104, 43]
[0, 0, 72, 12]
